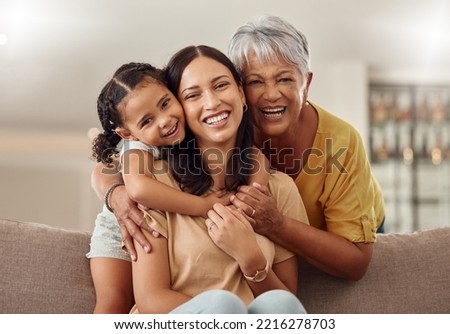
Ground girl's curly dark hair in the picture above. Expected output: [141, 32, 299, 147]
[91, 62, 165, 164]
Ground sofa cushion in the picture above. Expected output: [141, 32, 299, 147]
[298, 227, 450, 313]
[0, 219, 95, 313]
[2, 218, 450, 314]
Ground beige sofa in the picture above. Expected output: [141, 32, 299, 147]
[1, 218, 449, 313]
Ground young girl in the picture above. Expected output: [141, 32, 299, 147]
[88, 62, 270, 313]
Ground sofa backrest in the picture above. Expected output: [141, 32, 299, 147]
[298, 227, 450, 313]
[1, 218, 450, 314]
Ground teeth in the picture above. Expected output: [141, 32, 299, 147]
[261, 107, 285, 118]
[205, 112, 228, 125]
[164, 122, 177, 136]
[261, 107, 285, 113]
[264, 112, 282, 118]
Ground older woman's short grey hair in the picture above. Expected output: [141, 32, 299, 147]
[228, 15, 311, 80]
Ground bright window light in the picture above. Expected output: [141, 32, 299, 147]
[0, 33, 8, 46]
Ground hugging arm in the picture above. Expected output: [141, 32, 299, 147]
[91, 159, 155, 260]
[231, 183, 373, 281]
[277, 215, 373, 281]
[122, 150, 230, 218]
[92, 151, 230, 259]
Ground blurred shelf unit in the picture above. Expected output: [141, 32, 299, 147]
[369, 83, 450, 233]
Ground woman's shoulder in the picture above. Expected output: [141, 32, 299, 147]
[268, 169, 292, 183]
[267, 170, 309, 224]
[310, 101, 364, 147]
[267, 170, 297, 195]
[310, 102, 357, 133]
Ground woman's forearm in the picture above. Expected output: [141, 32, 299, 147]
[132, 232, 191, 313]
[272, 216, 373, 281]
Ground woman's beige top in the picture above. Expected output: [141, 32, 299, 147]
[144, 162, 309, 306]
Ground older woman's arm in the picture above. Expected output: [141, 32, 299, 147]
[91, 160, 155, 260]
[230, 183, 373, 281]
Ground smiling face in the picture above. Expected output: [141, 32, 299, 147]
[116, 79, 185, 147]
[177, 56, 246, 151]
[242, 51, 311, 140]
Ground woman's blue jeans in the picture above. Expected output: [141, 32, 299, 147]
[170, 289, 307, 314]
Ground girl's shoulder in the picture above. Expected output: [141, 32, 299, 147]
[120, 140, 160, 158]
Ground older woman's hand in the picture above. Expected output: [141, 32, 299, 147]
[229, 182, 285, 236]
[109, 185, 159, 261]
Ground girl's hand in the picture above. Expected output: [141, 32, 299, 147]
[109, 185, 159, 261]
[229, 182, 284, 236]
[205, 203, 264, 268]
[201, 189, 231, 217]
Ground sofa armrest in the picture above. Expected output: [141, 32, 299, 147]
[0, 219, 96, 313]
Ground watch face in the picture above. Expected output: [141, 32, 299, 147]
[253, 269, 268, 282]
[244, 261, 269, 282]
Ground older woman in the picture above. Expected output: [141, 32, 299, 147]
[224, 15, 385, 281]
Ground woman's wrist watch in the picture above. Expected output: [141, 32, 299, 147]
[243, 260, 270, 282]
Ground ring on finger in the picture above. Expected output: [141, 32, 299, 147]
[208, 222, 216, 231]
[250, 208, 256, 217]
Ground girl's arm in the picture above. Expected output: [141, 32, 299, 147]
[123, 150, 229, 218]
[132, 229, 191, 313]
[248, 147, 271, 187]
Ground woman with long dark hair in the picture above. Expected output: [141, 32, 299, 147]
[130, 45, 308, 313]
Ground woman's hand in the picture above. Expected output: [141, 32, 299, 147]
[205, 203, 264, 268]
[109, 185, 159, 261]
[230, 182, 285, 236]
